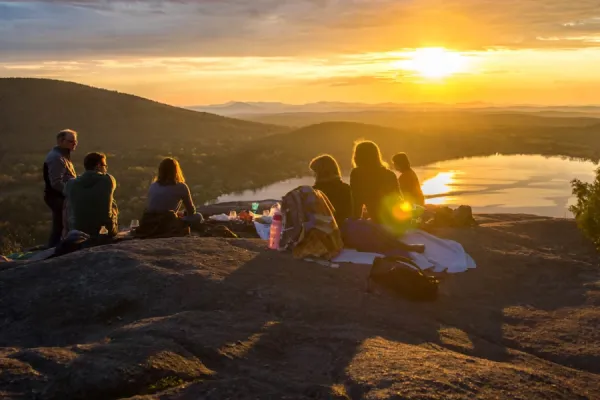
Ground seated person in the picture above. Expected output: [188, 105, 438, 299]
[145, 157, 203, 223]
[64, 152, 119, 237]
[392, 152, 425, 207]
[350, 141, 400, 223]
[309, 154, 353, 227]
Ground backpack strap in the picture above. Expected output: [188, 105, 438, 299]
[377, 255, 426, 272]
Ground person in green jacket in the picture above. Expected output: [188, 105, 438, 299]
[64, 152, 119, 237]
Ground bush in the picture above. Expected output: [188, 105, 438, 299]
[570, 168, 600, 249]
[0, 232, 24, 255]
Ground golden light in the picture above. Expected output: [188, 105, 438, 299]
[400, 48, 468, 79]
[392, 201, 415, 222]
[421, 171, 456, 196]
[400, 202, 413, 212]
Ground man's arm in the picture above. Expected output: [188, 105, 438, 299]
[180, 183, 196, 215]
[103, 175, 118, 235]
[47, 154, 70, 193]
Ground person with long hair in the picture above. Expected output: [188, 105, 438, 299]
[146, 158, 201, 221]
[350, 140, 400, 223]
[392, 152, 425, 207]
[309, 154, 353, 227]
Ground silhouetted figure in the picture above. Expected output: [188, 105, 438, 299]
[310, 154, 353, 227]
[64, 152, 119, 237]
[43, 129, 77, 247]
[393, 152, 425, 207]
[350, 141, 400, 223]
[146, 158, 202, 222]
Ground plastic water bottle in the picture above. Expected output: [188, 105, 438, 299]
[269, 203, 281, 216]
[268, 214, 283, 250]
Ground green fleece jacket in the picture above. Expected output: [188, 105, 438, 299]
[64, 171, 119, 236]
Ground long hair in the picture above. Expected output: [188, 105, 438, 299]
[352, 140, 388, 169]
[309, 154, 342, 182]
[155, 157, 185, 186]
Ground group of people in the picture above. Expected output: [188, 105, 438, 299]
[43, 129, 201, 247]
[43, 129, 424, 247]
[310, 141, 425, 229]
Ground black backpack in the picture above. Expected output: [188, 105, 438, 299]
[368, 256, 439, 302]
[453, 205, 477, 227]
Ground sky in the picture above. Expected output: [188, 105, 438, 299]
[1, 0, 600, 106]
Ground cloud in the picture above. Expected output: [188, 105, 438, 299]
[1, 0, 600, 63]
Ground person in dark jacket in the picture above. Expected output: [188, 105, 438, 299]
[309, 154, 353, 227]
[64, 152, 119, 237]
[350, 141, 400, 223]
[393, 152, 425, 207]
[43, 129, 77, 247]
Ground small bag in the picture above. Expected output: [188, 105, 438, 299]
[453, 205, 477, 227]
[368, 256, 439, 302]
[134, 211, 190, 239]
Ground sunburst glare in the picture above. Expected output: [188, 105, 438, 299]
[396, 48, 469, 79]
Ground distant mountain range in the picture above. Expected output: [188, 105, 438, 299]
[187, 101, 600, 117]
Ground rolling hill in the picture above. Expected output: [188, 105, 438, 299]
[0, 78, 285, 155]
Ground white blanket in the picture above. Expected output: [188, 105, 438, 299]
[332, 229, 476, 274]
[403, 230, 476, 273]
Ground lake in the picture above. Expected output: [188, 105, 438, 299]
[216, 155, 597, 217]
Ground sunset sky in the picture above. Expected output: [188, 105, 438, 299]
[1, 0, 600, 106]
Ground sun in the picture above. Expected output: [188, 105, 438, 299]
[400, 48, 468, 79]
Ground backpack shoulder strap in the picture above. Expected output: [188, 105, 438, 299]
[381, 255, 424, 270]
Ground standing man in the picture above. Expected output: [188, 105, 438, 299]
[43, 129, 77, 247]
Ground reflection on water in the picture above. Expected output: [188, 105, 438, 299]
[420, 171, 458, 205]
[421, 171, 456, 196]
[216, 155, 597, 218]
[427, 195, 456, 206]
[416, 155, 596, 217]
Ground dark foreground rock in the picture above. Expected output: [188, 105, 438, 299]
[0, 215, 599, 399]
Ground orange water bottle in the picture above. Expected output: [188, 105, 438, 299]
[268, 213, 283, 250]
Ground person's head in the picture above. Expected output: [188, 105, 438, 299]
[352, 140, 388, 169]
[84, 152, 107, 173]
[392, 152, 411, 172]
[309, 154, 342, 182]
[56, 129, 78, 151]
[156, 157, 185, 186]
